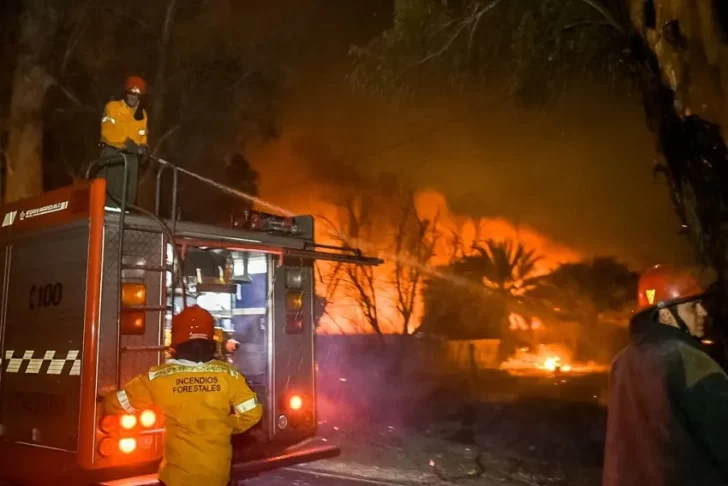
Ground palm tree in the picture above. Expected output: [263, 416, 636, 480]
[417, 238, 541, 344]
[456, 239, 543, 296]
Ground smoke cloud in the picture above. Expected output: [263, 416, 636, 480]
[244, 0, 692, 270]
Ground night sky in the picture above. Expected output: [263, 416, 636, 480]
[246, 1, 691, 268]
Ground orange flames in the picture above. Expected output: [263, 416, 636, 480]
[500, 344, 608, 376]
[251, 167, 581, 334]
[248, 133, 582, 334]
[509, 313, 545, 331]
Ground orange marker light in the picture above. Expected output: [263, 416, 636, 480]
[121, 283, 146, 306]
[121, 311, 146, 335]
[120, 414, 137, 430]
[285, 292, 304, 311]
[119, 437, 137, 454]
[289, 395, 303, 411]
[140, 409, 156, 428]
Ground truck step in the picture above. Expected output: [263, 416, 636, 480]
[96, 473, 159, 486]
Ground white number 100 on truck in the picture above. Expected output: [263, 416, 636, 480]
[0, 156, 381, 485]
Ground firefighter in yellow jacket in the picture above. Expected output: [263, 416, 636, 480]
[99, 75, 149, 207]
[104, 305, 263, 486]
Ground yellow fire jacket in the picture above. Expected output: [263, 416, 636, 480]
[100, 100, 148, 149]
[104, 358, 263, 486]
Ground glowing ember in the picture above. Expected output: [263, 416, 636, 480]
[543, 356, 560, 372]
[500, 344, 607, 376]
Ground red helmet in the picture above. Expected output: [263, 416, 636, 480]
[636, 264, 706, 313]
[171, 305, 215, 348]
[125, 75, 147, 95]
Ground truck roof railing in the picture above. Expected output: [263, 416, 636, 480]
[85, 154, 382, 264]
[87, 153, 308, 235]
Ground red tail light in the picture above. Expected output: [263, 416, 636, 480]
[120, 414, 137, 430]
[289, 394, 303, 411]
[139, 409, 156, 428]
[285, 315, 304, 334]
[119, 437, 137, 454]
[97, 410, 163, 460]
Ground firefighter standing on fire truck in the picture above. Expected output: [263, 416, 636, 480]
[603, 264, 728, 486]
[103, 305, 263, 486]
[99, 75, 150, 207]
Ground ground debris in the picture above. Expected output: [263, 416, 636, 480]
[316, 369, 605, 486]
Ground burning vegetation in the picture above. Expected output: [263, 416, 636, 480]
[500, 344, 609, 377]
[251, 168, 636, 373]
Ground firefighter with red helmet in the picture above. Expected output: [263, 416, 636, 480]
[603, 264, 728, 486]
[99, 75, 150, 207]
[103, 305, 263, 486]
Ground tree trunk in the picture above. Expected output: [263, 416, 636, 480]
[629, 14, 728, 358]
[634, 35, 725, 266]
[4, 65, 53, 202]
[3, 0, 61, 203]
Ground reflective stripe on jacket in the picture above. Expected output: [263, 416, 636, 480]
[104, 358, 263, 486]
[100, 100, 148, 149]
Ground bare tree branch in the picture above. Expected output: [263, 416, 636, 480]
[98, 5, 151, 32]
[562, 19, 612, 32]
[418, 0, 506, 65]
[314, 259, 346, 332]
[391, 188, 440, 335]
[61, 0, 94, 75]
[326, 193, 385, 339]
[469, 0, 503, 49]
[576, 0, 626, 34]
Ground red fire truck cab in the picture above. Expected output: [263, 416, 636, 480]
[0, 159, 380, 485]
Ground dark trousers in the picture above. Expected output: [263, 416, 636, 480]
[99, 146, 139, 208]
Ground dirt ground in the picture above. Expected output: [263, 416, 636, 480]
[316, 368, 608, 485]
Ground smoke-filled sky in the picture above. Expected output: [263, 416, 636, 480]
[247, 1, 693, 269]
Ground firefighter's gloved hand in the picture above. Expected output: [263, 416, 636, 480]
[225, 339, 240, 354]
[123, 138, 139, 154]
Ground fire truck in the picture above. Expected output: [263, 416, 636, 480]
[0, 156, 381, 485]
